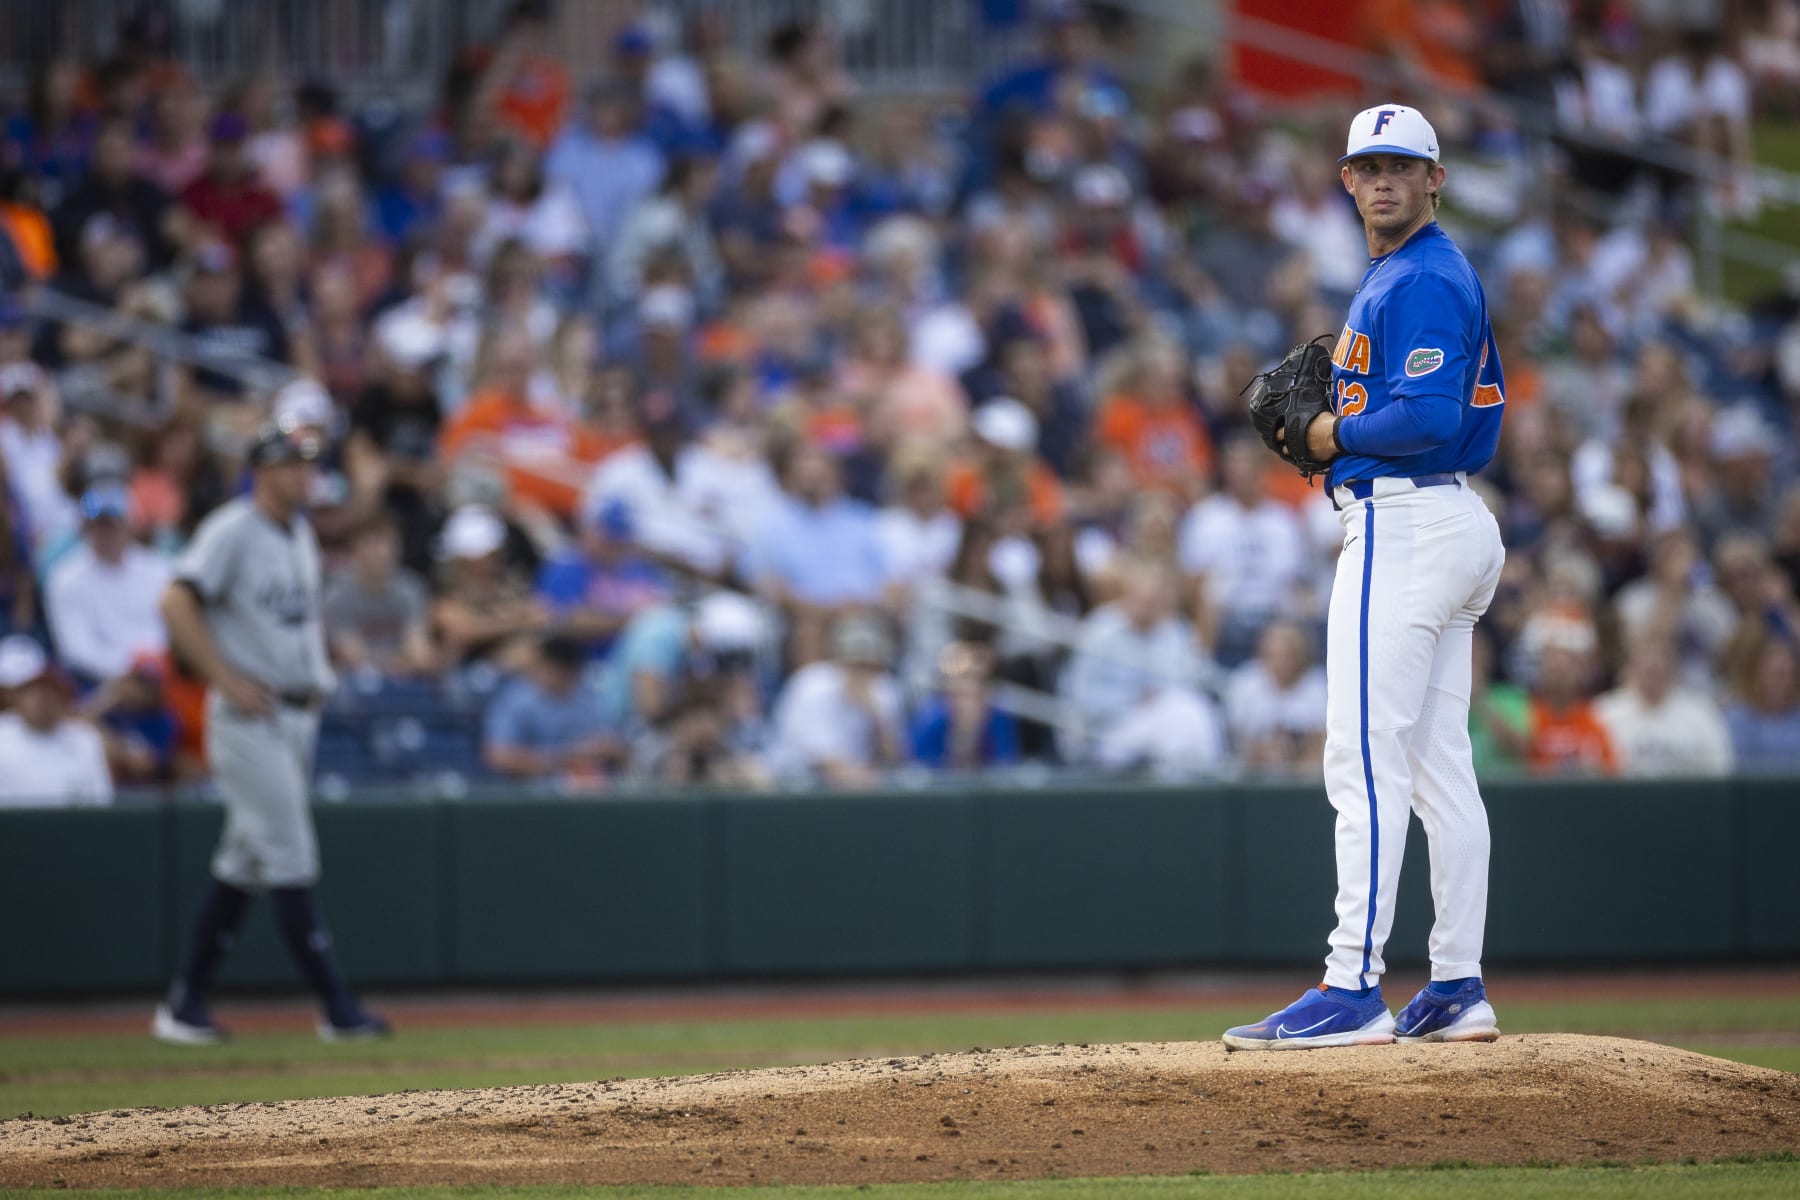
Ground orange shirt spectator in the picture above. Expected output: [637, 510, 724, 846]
[1096, 392, 1214, 494]
[1526, 699, 1618, 775]
[440, 388, 611, 519]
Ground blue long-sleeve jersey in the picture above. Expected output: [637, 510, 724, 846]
[1326, 222, 1505, 488]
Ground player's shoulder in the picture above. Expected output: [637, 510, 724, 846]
[192, 495, 258, 535]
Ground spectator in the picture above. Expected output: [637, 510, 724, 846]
[43, 484, 171, 688]
[546, 78, 666, 254]
[348, 312, 449, 573]
[177, 241, 289, 403]
[1178, 436, 1309, 665]
[605, 153, 724, 313]
[373, 130, 449, 246]
[53, 116, 175, 269]
[1725, 630, 1800, 770]
[769, 613, 906, 787]
[1693, 406, 1783, 547]
[1469, 626, 1531, 775]
[1061, 558, 1219, 765]
[839, 302, 967, 454]
[875, 444, 962, 600]
[1522, 612, 1617, 776]
[535, 497, 671, 658]
[322, 516, 436, 678]
[470, 0, 572, 150]
[81, 652, 181, 786]
[1225, 619, 1328, 774]
[480, 139, 589, 301]
[0, 636, 111, 806]
[945, 397, 1066, 529]
[1094, 331, 1213, 499]
[638, 596, 775, 786]
[135, 81, 211, 196]
[0, 472, 35, 638]
[430, 504, 547, 671]
[1611, 527, 1736, 692]
[178, 111, 282, 251]
[1594, 635, 1734, 776]
[0, 361, 78, 559]
[482, 633, 622, 784]
[755, 441, 887, 664]
[438, 322, 607, 520]
[1643, 29, 1754, 215]
[962, 323, 1087, 479]
[910, 641, 1021, 770]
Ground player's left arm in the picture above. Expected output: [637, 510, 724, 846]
[1318, 275, 1478, 460]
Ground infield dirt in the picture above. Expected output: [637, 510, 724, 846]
[2, 1034, 1796, 1188]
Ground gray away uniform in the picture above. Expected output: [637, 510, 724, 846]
[176, 498, 336, 889]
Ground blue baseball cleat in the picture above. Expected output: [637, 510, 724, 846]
[1222, 984, 1395, 1051]
[1395, 978, 1500, 1043]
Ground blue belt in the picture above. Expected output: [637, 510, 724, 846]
[1333, 472, 1460, 509]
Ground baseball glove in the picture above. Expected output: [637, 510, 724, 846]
[1245, 335, 1336, 482]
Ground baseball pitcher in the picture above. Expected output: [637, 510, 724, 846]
[1229, 104, 1507, 1049]
[153, 421, 389, 1044]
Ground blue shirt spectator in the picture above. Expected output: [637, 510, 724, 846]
[482, 635, 621, 779]
[1725, 637, 1800, 770]
[755, 446, 888, 610]
[911, 695, 1021, 769]
[534, 500, 671, 658]
[545, 81, 666, 251]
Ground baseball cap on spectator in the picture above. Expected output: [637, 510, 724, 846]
[438, 504, 507, 561]
[79, 483, 130, 523]
[209, 111, 250, 144]
[273, 377, 334, 431]
[587, 496, 636, 541]
[0, 361, 44, 400]
[1072, 162, 1131, 208]
[613, 24, 654, 57]
[1577, 484, 1639, 541]
[374, 309, 448, 371]
[248, 420, 325, 467]
[639, 284, 696, 332]
[1710, 404, 1776, 460]
[1340, 103, 1440, 164]
[973, 397, 1040, 453]
[0, 636, 49, 689]
[1521, 609, 1597, 658]
[832, 614, 893, 668]
[696, 591, 764, 651]
[797, 140, 855, 189]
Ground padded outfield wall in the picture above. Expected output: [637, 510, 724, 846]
[2, 778, 1795, 996]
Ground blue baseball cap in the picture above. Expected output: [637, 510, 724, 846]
[1339, 104, 1440, 164]
[80, 483, 130, 522]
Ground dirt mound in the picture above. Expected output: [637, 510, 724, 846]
[3, 1035, 1796, 1188]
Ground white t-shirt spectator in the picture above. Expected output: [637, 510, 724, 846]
[770, 661, 906, 779]
[1178, 494, 1307, 624]
[1644, 53, 1751, 136]
[0, 713, 112, 806]
[1093, 687, 1228, 776]
[1594, 685, 1734, 777]
[1225, 660, 1328, 750]
[44, 541, 171, 681]
[0, 420, 77, 556]
[480, 182, 591, 264]
[876, 507, 961, 589]
[586, 443, 780, 577]
[1061, 603, 1213, 731]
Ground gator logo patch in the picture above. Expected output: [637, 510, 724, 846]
[1405, 347, 1445, 377]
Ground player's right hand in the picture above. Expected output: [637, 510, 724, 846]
[221, 672, 276, 718]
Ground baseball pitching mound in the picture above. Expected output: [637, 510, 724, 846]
[3, 1035, 1797, 1188]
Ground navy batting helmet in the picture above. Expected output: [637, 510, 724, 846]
[247, 421, 325, 468]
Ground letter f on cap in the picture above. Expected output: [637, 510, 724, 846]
[1372, 110, 1395, 134]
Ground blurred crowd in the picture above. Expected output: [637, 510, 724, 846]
[2, 0, 1800, 806]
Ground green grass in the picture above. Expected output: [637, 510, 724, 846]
[4, 1158, 1797, 1198]
[3, 994, 1795, 1119]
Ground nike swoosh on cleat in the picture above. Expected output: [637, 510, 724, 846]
[1275, 1016, 1337, 1038]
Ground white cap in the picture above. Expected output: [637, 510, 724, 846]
[1340, 103, 1440, 164]
[1710, 404, 1775, 460]
[973, 397, 1039, 452]
[375, 309, 448, 371]
[694, 592, 766, 652]
[272, 377, 333, 431]
[797, 139, 855, 188]
[639, 284, 695, 331]
[0, 635, 49, 688]
[438, 504, 506, 560]
[1072, 162, 1131, 207]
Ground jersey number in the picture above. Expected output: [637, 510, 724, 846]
[1336, 379, 1368, 416]
[1472, 382, 1504, 407]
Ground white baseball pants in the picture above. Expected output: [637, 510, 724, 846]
[1320, 475, 1505, 991]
